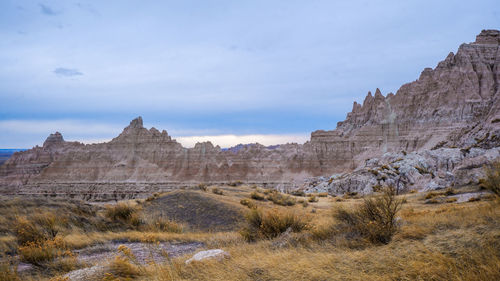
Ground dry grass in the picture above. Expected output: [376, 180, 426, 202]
[266, 191, 297, 206]
[240, 208, 310, 242]
[250, 191, 265, 201]
[1, 185, 500, 281]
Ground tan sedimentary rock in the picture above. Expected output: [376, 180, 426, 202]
[309, 29, 500, 172]
[1, 30, 499, 198]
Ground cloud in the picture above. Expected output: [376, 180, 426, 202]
[39, 3, 59, 16]
[0, 120, 121, 136]
[75, 2, 100, 17]
[53, 67, 83, 77]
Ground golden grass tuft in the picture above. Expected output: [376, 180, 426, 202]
[18, 237, 71, 265]
[266, 192, 296, 206]
[250, 191, 265, 201]
[240, 208, 309, 242]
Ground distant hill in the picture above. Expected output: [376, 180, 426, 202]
[0, 149, 26, 166]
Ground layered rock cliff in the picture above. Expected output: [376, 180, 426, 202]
[1, 30, 499, 198]
[309, 29, 500, 171]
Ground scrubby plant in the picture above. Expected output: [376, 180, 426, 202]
[104, 202, 137, 222]
[103, 245, 143, 280]
[480, 161, 500, 197]
[240, 199, 257, 209]
[445, 197, 458, 203]
[240, 209, 309, 241]
[468, 197, 481, 202]
[308, 195, 318, 203]
[291, 190, 305, 197]
[415, 165, 430, 175]
[18, 237, 71, 265]
[0, 260, 20, 281]
[197, 183, 208, 192]
[144, 217, 183, 233]
[250, 191, 265, 201]
[317, 192, 328, 197]
[372, 184, 383, 192]
[425, 192, 439, 200]
[426, 198, 440, 204]
[444, 187, 455, 196]
[105, 256, 141, 279]
[15, 216, 46, 245]
[228, 180, 243, 187]
[266, 192, 296, 206]
[211, 187, 224, 195]
[14, 211, 67, 246]
[333, 186, 403, 244]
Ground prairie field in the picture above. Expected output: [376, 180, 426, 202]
[0, 184, 499, 281]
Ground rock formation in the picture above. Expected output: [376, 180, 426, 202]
[1, 30, 499, 199]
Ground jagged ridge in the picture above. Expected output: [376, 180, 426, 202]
[1, 30, 499, 198]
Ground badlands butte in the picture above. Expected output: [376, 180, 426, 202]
[1, 29, 500, 201]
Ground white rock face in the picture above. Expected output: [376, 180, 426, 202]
[185, 249, 230, 264]
[304, 147, 500, 194]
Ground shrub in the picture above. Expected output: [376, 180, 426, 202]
[444, 187, 455, 196]
[426, 198, 440, 204]
[415, 165, 430, 174]
[14, 212, 66, 245]
[197, 183, 208, 192]
[240, 209, 309, 241]
[144, 217, 183, 233]
[105, 202, 137, 222]
[212, 188, 224, 195]
[291, 190, 305, 197]
[18, 237, 70, 265]
[250, 191, 265, 201]
[31, 211, 63, 239]
[308, 196, 318, 203]
[445, 197, 458, 203]
[106, 256, 141, 279]
[240, 199, 257, 209]
[0, 260, 20, 281]
[317, 192, 328, 197]
[15, 216, 46, 245]
[228, 180, 243, 187]
[102, 245, 142, 279]
[468, 197, 481, 202]
[425, 192, 439, 200]
[302, 201, 309, 208]
[372, 184, 383, 192]
[480, 161, 500, 197]
[333, 186, 403, 244]
[266, 192, 296, 206]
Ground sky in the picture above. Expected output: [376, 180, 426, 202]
[0, 0, 499, 148]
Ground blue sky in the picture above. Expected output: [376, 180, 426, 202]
[0, 0, 499, 148]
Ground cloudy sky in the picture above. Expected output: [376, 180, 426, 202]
[0, 0, 499, 148]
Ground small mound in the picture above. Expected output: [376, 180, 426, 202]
[144, 190, 244, 231]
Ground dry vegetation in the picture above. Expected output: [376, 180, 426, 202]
[0, 175, 499, 280]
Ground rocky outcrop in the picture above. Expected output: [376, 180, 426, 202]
[304, 147, 500, 195]
[1, 30, 499, 198]
[309, 29, 500, 173]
